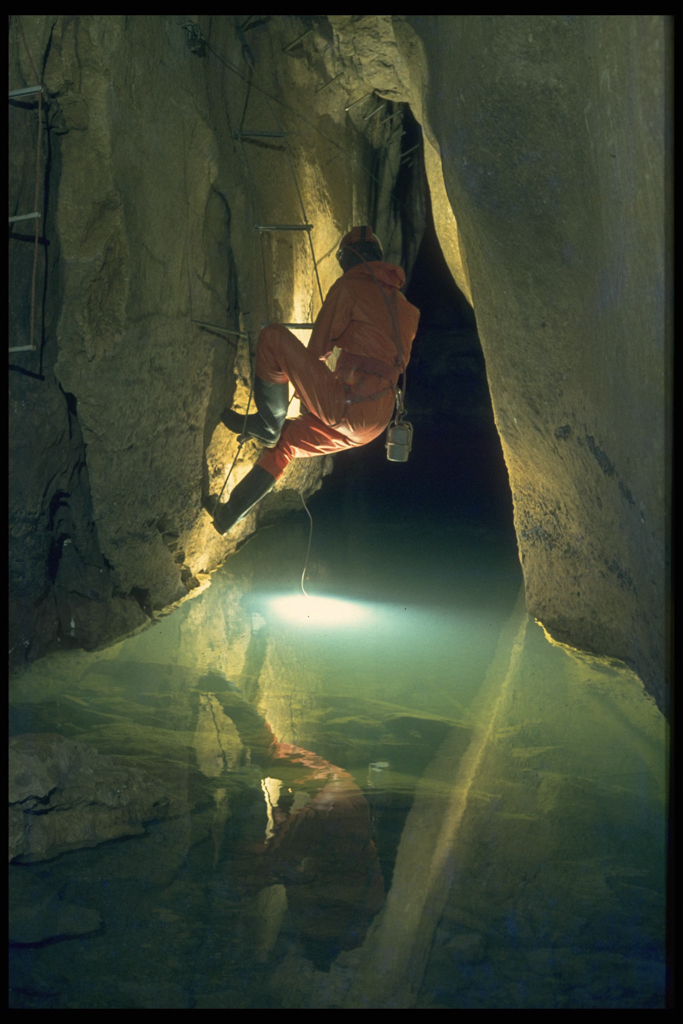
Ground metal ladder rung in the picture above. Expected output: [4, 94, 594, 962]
[256, 224, 313, 232]
[283, 28, 312, 53]
[345, 92, 373, 113]
[363, 103, 385, 121]
[9, 85, 43, 99]
[282, 323, 314, 329]
[191, 319, 247, 338]
[238, 15, 260, 33]
[234, 130, 289, 138]
[380, 110, 402, 126]
[400, 143, 421, 163]
[9, 212, 40, 224]
[315, 71, 344, 94]
[8, 345, 36, 353]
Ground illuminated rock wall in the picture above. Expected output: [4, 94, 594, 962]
[402, 15, 669, 714]
[320, 15, 669, 712]
[9, 15, 425, 667]
[9, 16, 669, 717]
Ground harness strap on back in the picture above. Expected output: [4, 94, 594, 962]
[335, 349, 400, 386]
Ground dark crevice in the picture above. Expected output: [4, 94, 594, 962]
[12, 786, 58, 808]
[47, 491, 70, 532]
[42, 22, 55, 77]
[63, 389, 77, 417]
[129, 587, 152, 618]
[60, 387, 78, 440]
[395, 106, 425, 273]
[47, 533, 68, 584]
[10, 922, 106, 950]
[6, 232, 50, 245]
[8, 364, 46, 380]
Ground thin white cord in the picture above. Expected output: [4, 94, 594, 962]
[300, 488, 313, 597]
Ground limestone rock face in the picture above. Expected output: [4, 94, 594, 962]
[9, 733, 172, 862]
[9, 15, 425, 669]
[402, 15, 669, 713]
[322, 14, 669, 710]
[9, 16, 669, 715]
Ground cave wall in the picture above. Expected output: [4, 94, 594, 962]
[9, 15, 670, 718]
[403, 15, 670, 714]
[9, 15, 425, 669]
[312, 15, 671, 713]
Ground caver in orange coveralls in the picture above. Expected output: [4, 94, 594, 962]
[205, 226, 420, 535]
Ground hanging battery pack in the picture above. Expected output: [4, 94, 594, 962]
[386, 419, 413, 462]
[385, 386, 413, 462]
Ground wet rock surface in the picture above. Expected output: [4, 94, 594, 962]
[9, 865, 102, 946]
[7, 475, 665, 1008]
[9, 733, 175, 863]
[403, 15, 669, 714]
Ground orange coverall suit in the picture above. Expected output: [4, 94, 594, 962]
[255, 261, 421, 481]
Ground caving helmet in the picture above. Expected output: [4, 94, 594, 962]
[336, 225, 384, 272]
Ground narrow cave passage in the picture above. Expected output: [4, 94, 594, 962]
[315, 184, 517, 554]
[300, 185, 523, 651]
[9, 194, 667, 1011]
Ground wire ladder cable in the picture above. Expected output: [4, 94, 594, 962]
[195, 18, 419, 507]
[215, 17, 328, 499]
[300, 487, 314, 597]
[204, 35, 414, 235]
[8, 16, 44, 356]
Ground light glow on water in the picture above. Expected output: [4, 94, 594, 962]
[8, 510, 667, 1008]
[268, 593, 373, 628]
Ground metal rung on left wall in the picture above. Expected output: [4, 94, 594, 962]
[191, 319, 247, 338]
[316, 72, 344, 94]
[283, 28, 312, 52]
[256, 224, 313, 232]
[9, 85, 43, 98]
[9, 212, 40, 224]
[234, 130, 289, 138]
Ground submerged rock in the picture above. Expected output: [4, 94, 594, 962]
[9, 899, 102, 946]
[9, 733, 173, 863]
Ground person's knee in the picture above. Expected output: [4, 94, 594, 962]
[259, 323, 288, 347]
[256, 325, 288, 382]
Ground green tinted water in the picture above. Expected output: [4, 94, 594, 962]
[9, 484, 667, 1008]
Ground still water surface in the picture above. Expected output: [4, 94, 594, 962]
[9, 463, 667, 1008]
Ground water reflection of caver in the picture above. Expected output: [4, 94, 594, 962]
[192, 687, 385, 964]
[259, 740, 386, 967]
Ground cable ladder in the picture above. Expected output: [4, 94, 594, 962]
[192, 17, 410, 501]
[191, 29, 325, 344]
[192, 18, 332, 501]
[9, 59, 44, 353]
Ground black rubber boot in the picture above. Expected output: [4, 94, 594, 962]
[221, 377, 289, 448]
[203, 465, 276, 535]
